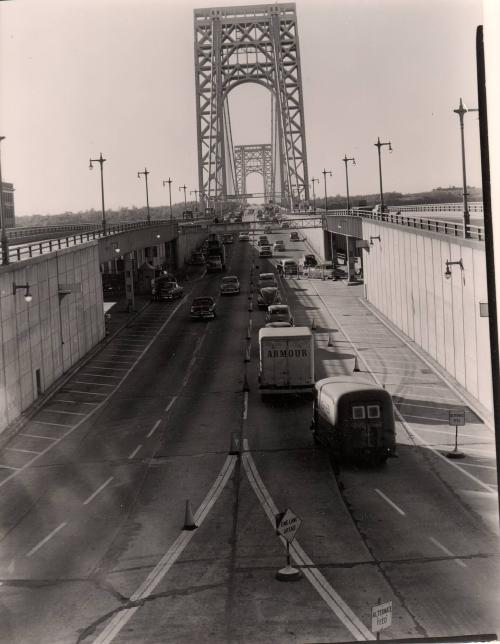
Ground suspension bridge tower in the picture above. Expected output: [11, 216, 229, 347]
[194, 3, 310, 209]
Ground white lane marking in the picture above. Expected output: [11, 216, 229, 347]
[460, 462, 497, 471]
[395, 401, 471, 412]
[0, 464, 20, 470]
[181, 334, 207, 388]
[73, 381, 114, 387]
[242, 451, 373, 641]
[147, 419, 162, 438]
[19, 433, 57, 441]
[429, 537, 467, 568]
[0, 295, 188, 491]
[94, 360, 134, 365]
[308, 282, 497, 495]
[412, 426, 487, 440]
[164, 396, 178, 413]
[243, 438, 249, 451]
[243, 391, 248, 420]
[93, 455, 237, 644]
[5, 447, 40, 454]
[88, 366, 129, 371]
[375, 489, 407, 516]
[52, 399, 96, 405]
[26, 522, 67, 557]
[128, 445, 142, 460]
[83, 477, 114, 506]
[33, 420, 73, 428]
[43, 409, 86, 416]
[82, 373, 121, 379]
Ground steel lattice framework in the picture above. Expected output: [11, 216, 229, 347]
[194, 3, 309, 207]
[234, 144, 273, 201]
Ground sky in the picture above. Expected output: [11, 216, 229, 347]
[0, 0, 489, 217]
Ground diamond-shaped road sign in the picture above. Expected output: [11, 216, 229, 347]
[275, 508, 302, 544]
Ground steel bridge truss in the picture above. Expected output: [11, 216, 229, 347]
[234, 144, 273, 201]
[194, 3, 309, 207]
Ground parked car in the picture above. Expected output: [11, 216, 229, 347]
[238, 231, 250, 241]
[273, 240, 285, 252]
[190, 296, 216, 319]
[258, 235, 270, 246]
[301, 253, 317, 268]
[265, 304, 294, 326]
[259, 245, 273, 257]
[290, 231, 300, 241]
[152, 280, 184, 302]
[220, 275, 240, 295]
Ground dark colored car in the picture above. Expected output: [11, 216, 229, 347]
[190, 296, 217, 319]
[152, 280, 184, 302]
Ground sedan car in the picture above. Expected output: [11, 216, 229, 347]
[265, 304, 294, 325]
[289, 231, 300, 241]
[151, 280, 184, 302]
[259, 245, 273, 257]
[220, 275, 240, 295]
[257, 236, 270, 246]
[264, 225, 272, 234]
[258, 272, 278, 288]
[238, 231, 250, 241]
[190, 296, 216, 319]
[273, 240, 285, 252]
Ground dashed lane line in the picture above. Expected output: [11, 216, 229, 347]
[92, 455, 237, 644]
[128, 445, 142, 460]
[19, 433, 56, 441]
[429, 537, 467, 568]
[5, 447, 40, 454]
[72, 381, 114, 387]
[147, 420, 162, 438]
[83, 477, 114, 506]
[61, 390, 107, 396]
[164, 396, 178, 413]
[42, 409, 86, 416]
[32, 420, 73, 428]
[374, 489, 407, 516]
[26, 522, 67, 557]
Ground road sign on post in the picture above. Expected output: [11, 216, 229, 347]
[447, 410, 466, 459]
[371, 600, 392, 638]
[275, 508, 302, 581]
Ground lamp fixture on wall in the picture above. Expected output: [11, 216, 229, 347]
[444, 259, 463, 279]
[370, 235, 381, 245]
[13, 282, 33, 302]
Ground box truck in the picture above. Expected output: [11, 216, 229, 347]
[258, 327, 314, 394]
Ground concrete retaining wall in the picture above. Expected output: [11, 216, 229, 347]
[0, 243, 105, 434]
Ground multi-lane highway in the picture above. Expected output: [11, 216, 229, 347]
[0, 212, 498, 643]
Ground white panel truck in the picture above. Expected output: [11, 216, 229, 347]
[258, 327, 314, 394]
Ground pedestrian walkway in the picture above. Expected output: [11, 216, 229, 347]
[284, 275, 499, 535]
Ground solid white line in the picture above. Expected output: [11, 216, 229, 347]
[26, 522, 67, 557]
[83, 477, 114, 506]
[52, 399, 96, 405]
[395, 401, 469, 412]
[375, 489, 406, 516]
[43, 409, 86, 416]
[94, 360, 134, 365]
[63, 390, 107, 396]
[411, 426, 485, 440]
[460, 462, 497, 471]
[164, 396, 178, 413]
[82, 373, 121, 379]
[241, 452, 373, 641]
[128, 445, 142, 460]
[429, 537, 467, 568]
[92, 455, 237, 644]
[147, 419, 162, 438]
[73, 381, 114, 387]
[0, 464, 20, 470]
[19, 433, 57, 441]
[243, 391, 248, 420]
[5, 447, 40, 454]
[33, 420, 73, 428]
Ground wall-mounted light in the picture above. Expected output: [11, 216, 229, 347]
[156, 233, 161, 239]
[370, 235, 381, 245]
[13, 282, 33, 303]
[444, 259, 463, 279]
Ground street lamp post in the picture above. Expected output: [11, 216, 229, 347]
[162, 177, 173, 221]
[89, 152, 107, 235]
[342, 155, 356, 213]
[0, 136, 9, 265]
[374, 137, 392, 210]
[137, 168, 151, 223]
[179, 185, 187, 212]
[454, 97, 478, 239]
[322, 169, 332, 214]
[311, 177, 319, 213]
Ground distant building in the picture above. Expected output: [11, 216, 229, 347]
[1, 182, 15, 228]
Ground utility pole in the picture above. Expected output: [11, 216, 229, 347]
[374, 137, 392, 210]
[342, 155, 356, 213]
[0, 136, 9, 265]
[453, 98, 478, 239]
[137, 167, 151, 223]
[162, 177, 174, 221]
[322, 169, 332, 213]
[89, 152, 107, 235]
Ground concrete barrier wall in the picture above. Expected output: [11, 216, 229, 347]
[0, 243, 105, 434]
[362, 221, 492, 412]
[176, 228, 210, 263]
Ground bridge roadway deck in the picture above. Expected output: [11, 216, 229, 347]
[0, 217, 497, 643]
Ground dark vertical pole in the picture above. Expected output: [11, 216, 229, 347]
[476, 25, 500, 520]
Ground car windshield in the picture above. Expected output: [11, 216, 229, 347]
[223, 277, 238, 283]
[193, 298, 213, 305]
[271, 306, 288, 314]
[260, 274, 274, 281]
[305, 255, 315, 261]
[161, 282, 177, 289]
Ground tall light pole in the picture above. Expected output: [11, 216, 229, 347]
[0, 136, 9, 265]
[162, 177, 173, 221]
[137, 167, 151, 223]
[374, 137, 392, 210]
[454, 97, 478, 239]
[89, 152, 107, 235]
[179, 184, 187, 212]
[311, 177, 319, 213]
[322, 169, 332, 213]
[342, 155, 356, 213]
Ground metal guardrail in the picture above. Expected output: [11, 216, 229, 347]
[387, 202, 483, 214]
[1, 220, 178, 264]
[4, 222, 98, 240]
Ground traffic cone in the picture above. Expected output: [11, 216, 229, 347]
[311, 318, 316, 331]
[327, 332, 333, 347]
[248, 300, 253, 312]
[244, 344, 251, 362]
[243, 371, 250, 391]
[247, 320, 252, 339]
[183, 500, 197, 530]
[353, 355, 360, 372]
[229, 432, 240, 455]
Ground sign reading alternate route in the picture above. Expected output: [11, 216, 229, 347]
[449, 410, 465, 426]
[371, 600, 392, 633]
[275, 508, 301, 544]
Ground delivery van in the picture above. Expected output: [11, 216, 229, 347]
[258, 327, 314, 395]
